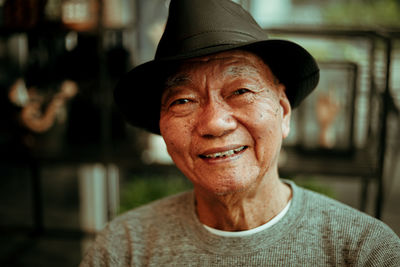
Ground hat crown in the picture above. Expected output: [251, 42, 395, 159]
[155, 0, 268, 59]
[114, 0, 319, 134]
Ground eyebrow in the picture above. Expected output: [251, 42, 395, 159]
[162, 74, 193, 105]
[165, 74, 192, 89]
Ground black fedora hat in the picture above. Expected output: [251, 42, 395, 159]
[114, 0, 319, 135]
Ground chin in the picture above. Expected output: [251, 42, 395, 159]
[200, 177, 256, 196]
[212, 186, 249, 196]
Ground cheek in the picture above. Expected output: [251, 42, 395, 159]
[248, 99, 282, 132]
[160, 117, 192, 158]
[248, 105, 283, 157]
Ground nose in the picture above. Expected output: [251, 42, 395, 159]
[195, 99, 237, 138]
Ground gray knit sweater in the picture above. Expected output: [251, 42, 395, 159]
[80, 181, 400, 266]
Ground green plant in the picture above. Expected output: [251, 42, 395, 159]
[119, 174, 193, 213]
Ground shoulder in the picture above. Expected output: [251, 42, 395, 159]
[294, 185, 400, 265]
[299, 186, 382, 225]
[297, 185, 391, 232]
[114, 190, 193, 225]
[80, 191, 194, 266]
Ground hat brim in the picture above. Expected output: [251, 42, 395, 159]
[114, 39, 319, 135]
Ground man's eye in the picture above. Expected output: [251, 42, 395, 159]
[165, 98, 196, 115]
[233, 88, 250, 95]
[170, 98, 191, 106]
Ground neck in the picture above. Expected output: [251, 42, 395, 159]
[194, 174, 292, 231]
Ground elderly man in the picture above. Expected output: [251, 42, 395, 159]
[81, 0, 400, 266]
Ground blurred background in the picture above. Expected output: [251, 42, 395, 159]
[0, 0, 399, 266]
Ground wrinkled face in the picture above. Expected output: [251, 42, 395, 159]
[159, 50, 291, 195]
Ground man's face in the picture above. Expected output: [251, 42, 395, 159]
[159, 50, 291, 195]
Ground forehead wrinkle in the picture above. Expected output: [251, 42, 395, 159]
[165, 73, 192, 89]
[223, 65, 262, 79]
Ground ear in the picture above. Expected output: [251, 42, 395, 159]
[279, 88, 291, 139]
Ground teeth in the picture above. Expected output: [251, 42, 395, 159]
[203, 146, 246, 158]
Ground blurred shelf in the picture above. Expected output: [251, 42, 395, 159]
[280, 146, 377, 178]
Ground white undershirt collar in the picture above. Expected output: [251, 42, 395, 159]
[203, 200, 291, 237]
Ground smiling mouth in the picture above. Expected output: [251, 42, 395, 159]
[199, 146, 247, 159]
